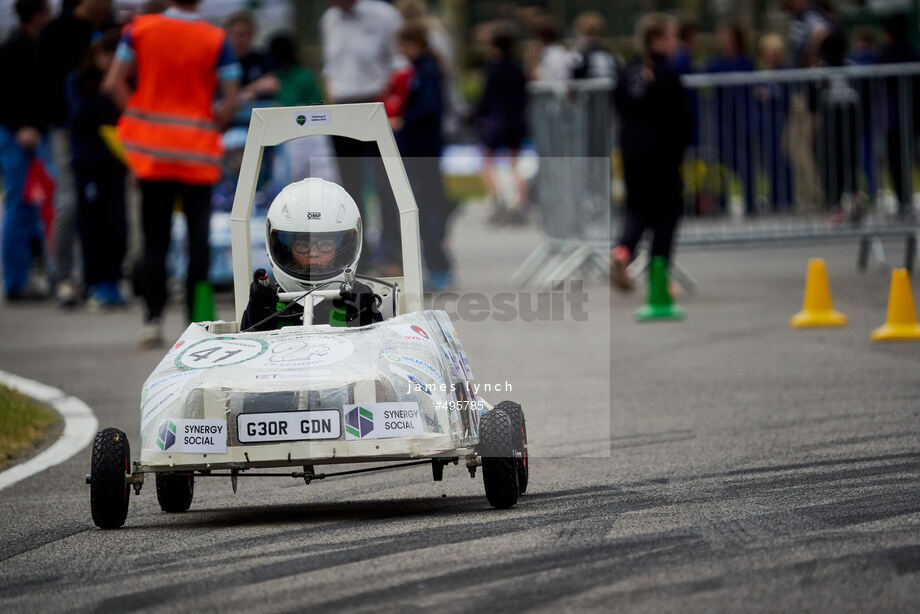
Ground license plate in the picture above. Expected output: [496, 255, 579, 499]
[237, 410, 341, 443]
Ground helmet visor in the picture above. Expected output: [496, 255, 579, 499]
[268, 227, 360, 282]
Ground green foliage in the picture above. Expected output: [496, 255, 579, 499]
[0, 385, 58, 470]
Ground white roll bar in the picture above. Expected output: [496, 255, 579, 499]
[228, 103, 424, 323]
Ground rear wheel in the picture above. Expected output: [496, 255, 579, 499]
[90, 428, 131, 529]
[479, 408, 519, 509]
[156, 473, 195, 513]
[495, 401, 528, 495]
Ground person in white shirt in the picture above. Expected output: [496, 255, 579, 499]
[321, 0, 403, 104]
[321, 0, 404, 275]
[533, 15, 572, 82]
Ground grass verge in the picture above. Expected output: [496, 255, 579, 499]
[0, 384, 59, 471]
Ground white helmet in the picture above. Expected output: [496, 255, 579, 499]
[265, 178, 362, 292]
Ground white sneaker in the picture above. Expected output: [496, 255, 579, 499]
[56, 279, 78, 307]
[138, 319, 164, 349]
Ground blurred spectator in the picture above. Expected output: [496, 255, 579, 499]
[850, 27, 879, 202]
[755, 34, 794, 210]
[879, 12, 920, 219]
[671, 17, 698, 76]
[851, 26, 879, 65]
[816, 29, 861, 218]
[392, 22, 453, 291]
[571, 11, 617, 81]
[0, 0, 52, 301]
[672, 17, 699, 160]
[783, 1, 833, 211]
[321, 0, 404, 274]
[611, 13, 691, 291]
[381, 55, 414, 119]
[395, 0, 467, 137]
[138, 0, 167, 14]
[68, 28, 127, 309]
[707, 22, 756, 213]
[268, 33, 322, 107]
[395, 0, 453, 70]
[266, 32, 333, 186]
[473, 23, 528, 225]
[533, 15, 571, 82]
[104, 0, 240, 347]
[38, 0, 112, 307]
[225, 10, 277, 107]
[783, 0, 831, 68]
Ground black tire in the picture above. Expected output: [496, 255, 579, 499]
[495, 401, 528, 495]
[90, 428, 131, 529]
[156, 473, 195, 513]
[479, 408, 519, 509]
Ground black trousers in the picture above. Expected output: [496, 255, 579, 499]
[618, 206, 681, 264]
[331, 136, 401, 269]
[887, 126, 914, 215]
[75, 164, 126, 288]
[619, 161, 683, 263]
[139, 180, 211, 322]
[404, 156, 453, 274]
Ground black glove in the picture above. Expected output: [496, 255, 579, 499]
[249, 268, 278, 309]
[333, 280, 383, 327]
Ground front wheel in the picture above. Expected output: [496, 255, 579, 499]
[495, 401, 528, 495]
[90, 428, 131, 529]
[156, 473, 195, 513]
[479, 408, 519, 509]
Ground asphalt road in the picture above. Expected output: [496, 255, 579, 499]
[1, 206, 918, 613]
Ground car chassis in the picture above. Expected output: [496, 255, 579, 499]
[87, 104, 528, 529]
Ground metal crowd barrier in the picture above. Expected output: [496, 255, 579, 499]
[679, 62, 920, 271]
[518, 65, 920, 289]
[512, 78, 613, 288]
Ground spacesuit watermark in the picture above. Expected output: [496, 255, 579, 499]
[427, 280, 589, 322]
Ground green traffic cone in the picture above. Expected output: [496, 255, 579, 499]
[191, 281, 217, 323]
[635, 256, 685, 322]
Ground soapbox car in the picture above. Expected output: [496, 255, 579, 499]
[87, 104, 529, 529]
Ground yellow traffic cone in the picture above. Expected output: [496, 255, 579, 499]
[871, 269, 920, 341]
[789, 258, 848, 328]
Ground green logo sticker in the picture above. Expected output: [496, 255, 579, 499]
[345, 406, 374, 438]
[296, 114, 306, 126]
[157, 420, 177, 450]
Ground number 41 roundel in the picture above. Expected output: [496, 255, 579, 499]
[175, 338, 268, 370]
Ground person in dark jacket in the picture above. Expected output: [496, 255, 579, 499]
[880, 13, 920, 219]
[392, 22, 454, 291]
[611, 13, 692, 291]
[706, 22, 756, 214]
[473, 23, 528, 225]
[571, 12, 617, 81]
[68, 28, 127, 309]
[0, 0, 52, 301]
[38, 0, 113, 307]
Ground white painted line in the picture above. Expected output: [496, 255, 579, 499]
[0, 370, 98, 491]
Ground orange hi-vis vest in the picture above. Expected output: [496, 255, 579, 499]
[117, 14, 226, 186]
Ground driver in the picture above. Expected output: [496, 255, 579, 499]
[241, 177, 383, 331]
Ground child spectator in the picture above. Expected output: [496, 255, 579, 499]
[392, 22, 454, 291]
[571, 11, 617, 81]
[611, 13, 692, 291]
[755, 34, 794, 210]
[534, 15, 572, 82]
[268, 33, 322, 107]
[68, 28, 127, 309]
[474, 23, 529, 225]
